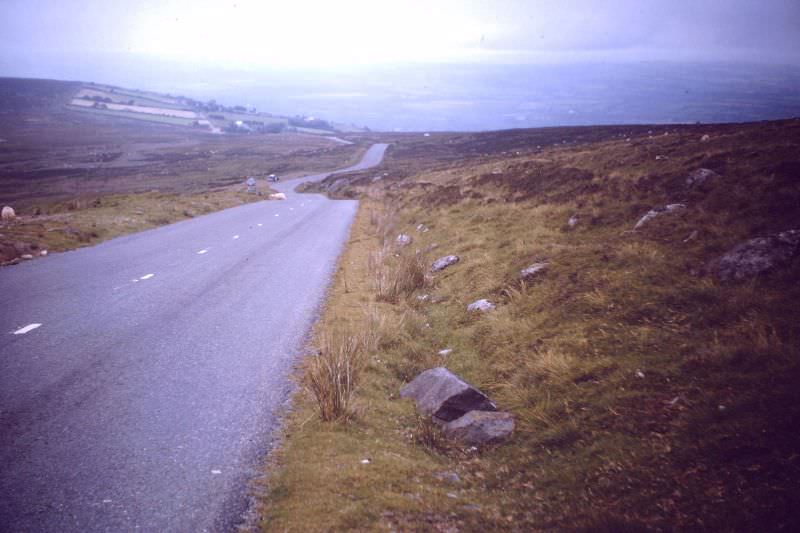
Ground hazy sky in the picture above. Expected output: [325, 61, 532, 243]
[2, 0, 800, 71]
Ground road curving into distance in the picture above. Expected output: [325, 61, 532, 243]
[0, 143, 388, 532]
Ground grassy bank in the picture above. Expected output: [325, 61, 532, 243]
[258, 120, 800, 531]
[0, 188, 268, 264]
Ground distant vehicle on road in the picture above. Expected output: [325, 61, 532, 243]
[268, 174, 280, 182]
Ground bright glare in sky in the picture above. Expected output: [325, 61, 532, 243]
[129, 0, 494, 67]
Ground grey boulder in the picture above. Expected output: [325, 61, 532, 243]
[400, 367, 496, 422]
[443, 411, 515, 445]
[714, 229, 800, 281]
[432, 255, 459, 272]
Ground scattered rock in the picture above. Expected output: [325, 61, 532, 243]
[467, 299, 495, 312]
[396, 234, 412, 247]
[268, 192, 287, 200]
[655, 155, 668, 161]
[686, 168, 718, 188]
[1, 206, 15, 221]
[21, 254, 33, 260]
[567, 214, 579, 228]
[713, 229, 800, 281]
[443, 411, 515, 445]
[39, 250, 48, 256]
[400, 367, 496, 423]
[633, 203, 686, 230]
[416, 223, 429, 233]
[683, 230, 698, 243]
[417, 294, 430, 302]
[438, 348, 453, 357]
[520, 262, 548, 281]
[635, 369, 645, 379]
[436, 471, 462, 485]
[701, 134, 711, 142]
[431, 255, 459, 272]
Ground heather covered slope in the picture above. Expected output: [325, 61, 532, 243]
[261, 119, 800, 531]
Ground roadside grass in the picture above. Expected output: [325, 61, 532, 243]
[0, 188, 268, 264]
[259, 120, 800, 531]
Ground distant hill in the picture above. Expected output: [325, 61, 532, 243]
[0, 77, 363, 135]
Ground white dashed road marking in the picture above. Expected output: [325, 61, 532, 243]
[274, 214, 279, 217]
[140, 274, 154, 280]
[14, 323, 41, 335]
[197, 249, 208, 255]
[232, 235, 239, 240]
[257, 223, 263, 227]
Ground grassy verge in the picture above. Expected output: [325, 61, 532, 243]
[0, 187, 269, 264]
[258, 121, 800, 531]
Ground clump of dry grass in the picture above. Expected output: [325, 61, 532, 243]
[304, 333, 366, 422]
[369, 248, 427, 303]
[369, 205, 399, 247]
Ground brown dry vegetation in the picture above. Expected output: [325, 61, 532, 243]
[259, 119, 800, 531]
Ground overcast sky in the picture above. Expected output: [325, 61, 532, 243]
[1, 0, 799, 72]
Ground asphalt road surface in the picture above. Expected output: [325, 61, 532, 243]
[0, 143, 388, 532]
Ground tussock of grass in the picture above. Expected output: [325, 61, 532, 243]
[369, 248, 428, 303]
[304, 333, 366, 422]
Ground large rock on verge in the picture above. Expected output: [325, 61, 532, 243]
[1, 206, 15, 221]
[431, 255, 459, 272]
[400, 367, 496, 422]
[714, 229, 800, 281]
[633, 203, 686, 230]
[443, 411, 515, 445]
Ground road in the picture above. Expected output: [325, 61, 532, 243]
[0, 143, 388, 532]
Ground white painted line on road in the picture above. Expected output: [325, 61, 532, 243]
[232, 235, 240, 240]
[198, 249, 209, 255]
[257, 223, 263, 227]
[140, 273, 155, 280]
[274, 214, 279, 217]
[13, 323, 41, 335]
[211, 469, 222, 475]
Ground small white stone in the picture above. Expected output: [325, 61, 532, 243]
[467, 299, 495, 312]
[635, 370, 645, 379]
[360, 459, 370, 464]
[438, 348, 453, 357]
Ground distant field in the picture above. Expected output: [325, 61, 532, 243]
[66, 103, 197, 126]
[74, 87, 187, 110]
[69, 97, 199, 119]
